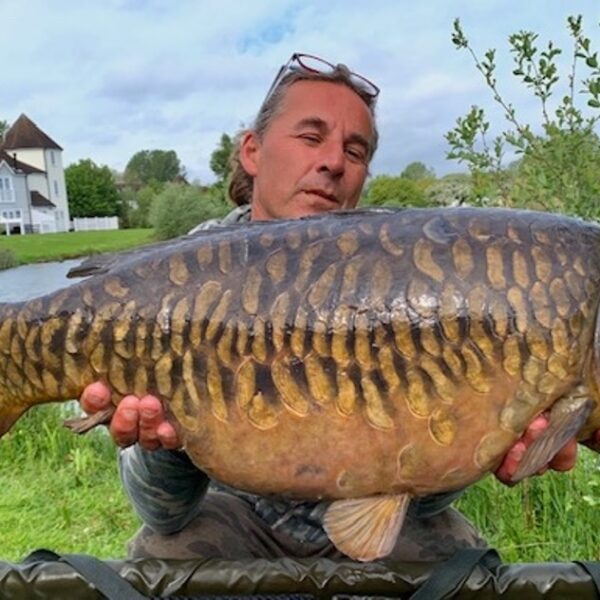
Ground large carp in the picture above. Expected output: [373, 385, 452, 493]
[1, 207, 600, 561]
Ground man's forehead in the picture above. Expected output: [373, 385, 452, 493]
[278, 80, 373, 130]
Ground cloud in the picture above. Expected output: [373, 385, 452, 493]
[2, 0, 599, 184]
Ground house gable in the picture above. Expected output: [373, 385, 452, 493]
[0, 114, 70, 232]
[0, 150, 45, 175]
[1, 114, 62, 151]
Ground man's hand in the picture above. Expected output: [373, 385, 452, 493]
[80, 382, 180, 450]
[494, 414, 578, 485]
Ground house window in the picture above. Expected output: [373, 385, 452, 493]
[54, 180, 59, 196]
[50, 151, 56, 166]
[0, 177, 14, 202]
[2, 210, 20, 218]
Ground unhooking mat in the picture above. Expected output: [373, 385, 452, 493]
[1, 548, 600, 599]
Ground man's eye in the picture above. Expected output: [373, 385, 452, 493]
[299, 134, 320, 143]
[346, 147, 366, 162]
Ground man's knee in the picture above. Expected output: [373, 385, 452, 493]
[388, 507, 486, 562]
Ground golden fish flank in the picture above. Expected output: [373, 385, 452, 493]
[336, 229, 359, 257]
[308, 264, 337, 309]
[467, 216, 493, 242]
[512, 249, 531, 289]
[3, 207, 600, 565]
[196, 244, 213, 268]
[530, 282, 553, 329]
[295, 243, 322, 292]
[218, 241, 232, 274]
[169, 254, 189, 286]
[413, 239, 444, 283]
[369, 260, 393, 306]
[242, 266, 262, 315]
[452, 238, 474, 279]
[361, 375, 394, 430]
[531, 246, 553, 283]
[549, 278, 571, 318]
[429, 407, 457, 446]
[265, 249, 287, 284]
[339, 258, 362, 304]
[379, 222, 404, 256]
[270, 292, 290, 352]
[271, 357, 310, 417]
[311, 316, 329, 358]
[331, 305, 353, 367]
[486, 243, 506, 290]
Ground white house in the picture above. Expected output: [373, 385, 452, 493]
[0, 114, 70, 234]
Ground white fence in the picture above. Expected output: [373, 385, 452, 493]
[0, 216, 24, 235]
[72, 216, 119, 232]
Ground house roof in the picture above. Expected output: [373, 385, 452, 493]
[30, 191, 56, 208]
[1, 114, 63, 151]
[0, 150, 45, 174]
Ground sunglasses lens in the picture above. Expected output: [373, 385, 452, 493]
[295, 54, 335, 74]
[348, 73, 379, 98]
[264, 53, 379, 104]
[295, 54, 378, 98]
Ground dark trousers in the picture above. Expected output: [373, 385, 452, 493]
[128, 491, 486, 562]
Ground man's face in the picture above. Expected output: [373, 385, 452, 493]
[241, 80, 374, 221]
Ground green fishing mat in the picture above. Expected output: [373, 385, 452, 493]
[1, 548, 600, 599]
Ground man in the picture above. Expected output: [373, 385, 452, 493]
[81, 53, 584, 561]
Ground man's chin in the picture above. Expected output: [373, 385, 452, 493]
[299, 193, 343, 214]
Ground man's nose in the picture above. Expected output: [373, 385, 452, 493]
[317, 141, 345, 177]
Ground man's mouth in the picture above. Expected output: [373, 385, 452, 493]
[304, 189, 338, 204]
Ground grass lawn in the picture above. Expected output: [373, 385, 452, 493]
[0, 405, 139, 561]
[0, 228, 156, 265]
[1, 404, 599, 563]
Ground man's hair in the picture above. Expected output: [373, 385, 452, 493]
[227, 66, 379, 206]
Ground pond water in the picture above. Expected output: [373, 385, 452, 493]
[0, 259, 85, 303]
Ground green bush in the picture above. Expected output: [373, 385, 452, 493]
[0, 248, 17, 270]
[425, 173, 473, 207]
[361, 175, 434, 208]
[149, 183, 231, 240]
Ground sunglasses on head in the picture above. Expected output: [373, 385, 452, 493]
[263, 52, 380, 104]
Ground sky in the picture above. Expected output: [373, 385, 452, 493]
[2, 0, 599, 185]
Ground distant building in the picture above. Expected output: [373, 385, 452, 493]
[0, 114, 70, 234]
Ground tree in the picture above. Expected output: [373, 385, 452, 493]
[65, 159, 121, 217]
[122, 181, 164, 229]
[124, 150, 185, 187]
[149, 183, 230, 239]
[0, 120, 8, 140]
[446, 16, 600, 217]
[400, 161, 435, 181]
[425, 173, 472, 207]
[361, 175, 432, 208]
[210, 133, 234, 185]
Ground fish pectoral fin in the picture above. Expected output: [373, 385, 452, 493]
[511, 393, 595, 483]
[0, 403, 29, 437]
[323, 493, 411, 562]
[64, 407, 115, 434]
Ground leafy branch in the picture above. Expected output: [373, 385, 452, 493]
[446, 15, 600, 216]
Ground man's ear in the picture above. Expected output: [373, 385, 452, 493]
[239, 131, 260, 176]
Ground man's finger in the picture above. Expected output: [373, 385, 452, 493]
[80, 381, 112, 414]
[548, 437, 578, 472]
[110, 395, 141, 447]
[522, 414, 549, 445]
[138, 395, 164, 450]
[157, 421, 181, 450]
[494, 440, 526, 485]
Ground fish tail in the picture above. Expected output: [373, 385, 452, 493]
[0, 297, 85, 437]
[0, 401, 29, 438]
[0, 301, 30, 437]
